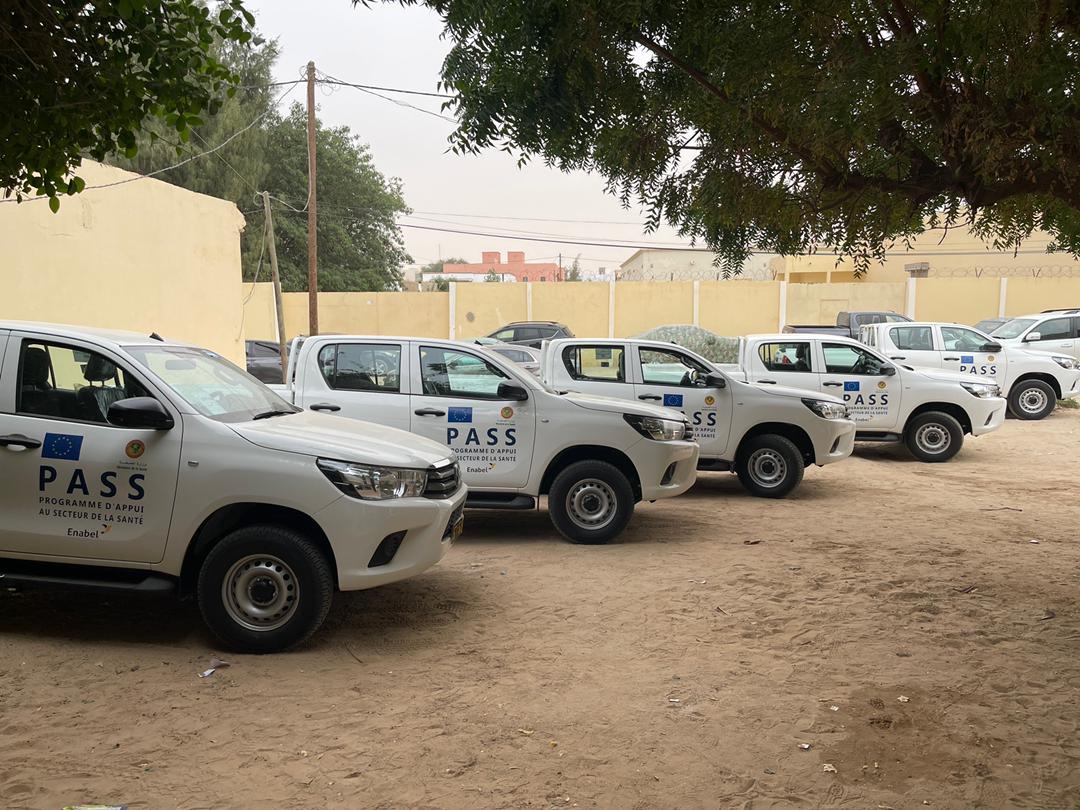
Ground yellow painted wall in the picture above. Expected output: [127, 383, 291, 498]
[787, 282, 907, 325]
[915, 278, 1000, 323]
[1004, 278, 1080, 317]
[615, 281, 694, 336]
[0, 161, 247, 361]
[455, 283, 527, 339]
[533, 282, 610, 337]
[699, 281, 780, 334]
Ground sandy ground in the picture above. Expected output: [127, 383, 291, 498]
[2, 411, 1080, 809]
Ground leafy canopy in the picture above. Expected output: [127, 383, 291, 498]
[387, 0, 1080, 273]
[2, 0, 256, 208]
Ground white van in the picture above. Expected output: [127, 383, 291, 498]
[0, 322, 466, 652]
[540, 338, 855, 498]
[278, 336, 700, 544]
[859, 321, 1080, 419]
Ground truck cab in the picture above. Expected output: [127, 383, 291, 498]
[280, 335, 700, 544]
[859, 321, 1080, 420]
[990, 309, 1080, 362]
[0, 321, 467, 652]
[736, 333, 1006, 462]
[783, 311, 911, 339]
[541, 338, 855, 498]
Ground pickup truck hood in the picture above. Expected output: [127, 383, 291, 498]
[560, 390, 688, 421]
[1010, 347, 1072, 365]
[230, 410, 454, 468]
[754, 381, 845, 405]
[908, 367, 983, 386]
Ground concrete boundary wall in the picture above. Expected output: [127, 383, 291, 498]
[242, 277, 1080, 343]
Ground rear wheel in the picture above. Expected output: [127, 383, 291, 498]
[735, 434, 804, 498]
[197, 525, 334, 653]
[1008, 379, 1056, 420]
[904, 411, 963, 462]
[548, 460, 635, 544]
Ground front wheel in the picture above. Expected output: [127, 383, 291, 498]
[904, 411, 964, 462]
[548, 460, 635, 544]
[1008, 379, 1056, 420]
[735, 434, 805, 498]
[197, 525, 334, 653]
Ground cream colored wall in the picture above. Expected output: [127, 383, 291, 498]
[242, 277, 1080, 345]
[915, 278, 1000, 323]
[0, 161, 247, 361]
[787, 282, 907, 325]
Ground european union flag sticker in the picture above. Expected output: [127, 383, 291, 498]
[961, 355, 974, 364]
[843, 381, 860, 392]
[447, 407, 473, 423]
[42, 433, 83, 461]
[663, 393, 684, 407]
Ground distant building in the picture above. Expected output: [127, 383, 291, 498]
[444, 251, 564, 282]
[619, 249, 775, 281]
[419, 271, 518, 284]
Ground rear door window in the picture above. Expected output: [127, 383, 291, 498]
[757, 341, 813, 372]
[318, 343, 401, 392]
[890, 326, 934, 351]
[562, 345, 626, 382]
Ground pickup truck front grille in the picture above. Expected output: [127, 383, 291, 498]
[424, 460, 460, 499]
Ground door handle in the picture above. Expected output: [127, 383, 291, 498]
[309, 403, 341, 412]
[758, 379, 777, 384]
[414, 408, 446, 417]
[823, 381, 843, 388]
[890, 355, 906, 360]
[1061, 343, 1074, 348]
[944, 356, 960, 361]
[0, 433, 42, 449]
[638, 394, 662, 401]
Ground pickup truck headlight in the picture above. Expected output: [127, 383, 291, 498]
[961, 381, 1001, 399]
[801, 398, 848, 419]
[317, 459, 428, 499]
[623, 413, 689, 441]
[1052, 355, 1079, 370]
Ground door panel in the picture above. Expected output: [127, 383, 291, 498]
[634, 346, 732, 455]
[751, 339, 820, 391]
[553, 343, 637, 400]
[0, 336, 181, 562]
[938, 326, 1006, 386]
[410, 344, 535, 489]
[886, 325, 941, 370]
[818, 342, 901, 431]
[1024, 316, 1077, 359]
[297, 341, 411, 432]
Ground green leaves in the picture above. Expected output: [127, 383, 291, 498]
[1, 0, 257, 207]
[399, 0, 1080, 272]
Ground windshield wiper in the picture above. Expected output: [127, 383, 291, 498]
[252, 408, 298, 420]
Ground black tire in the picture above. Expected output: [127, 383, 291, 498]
[197, 525, 334, 653]
[1008, 379, 1056, 420]
[735, 434, 805, 498]
[904, 411, 964, 462]
[547, 460, 635, 544]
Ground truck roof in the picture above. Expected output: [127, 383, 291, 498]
[754, 332, 857, 342]
[0, 320, 193, 349]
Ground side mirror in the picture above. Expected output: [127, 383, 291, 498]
[497, 382, 529, 402]
[1023, 331, 1041, 342]
[881, 366, 897, 377]
[704, 372, 727, 389]
[107, 397, 175, 430]
[981, 342, 1003, 353]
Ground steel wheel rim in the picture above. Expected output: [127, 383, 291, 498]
[566, 478, 618, 530]
[222, 554, 299, 632]
[748, 448, 787, 488]
[1019, 387, 1049, 414]
[915, 423, 951, 455]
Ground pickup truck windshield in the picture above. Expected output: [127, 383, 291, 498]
[126, 345, 295, 422]
[990, 318, 1036, 339]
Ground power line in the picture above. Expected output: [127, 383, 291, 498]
[316, 70, 456, 123]
[411, 209, 651, 226]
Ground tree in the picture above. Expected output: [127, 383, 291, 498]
[429, 276, 451, 292]
[566, 256, 582, 281]
[484, 268, 501, 282]
[388, 1, 1080, 273]
[261, 104, 411, 291]
[420, 257, 467, 273]
[2, 0, 256, 207]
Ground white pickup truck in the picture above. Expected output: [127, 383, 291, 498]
[278, 335, 699, 544]
[725, 333, 1006, 462]
[859, 321, 1080, 420]
[0, 321, 466, 652]
[539, 338, 855, 498]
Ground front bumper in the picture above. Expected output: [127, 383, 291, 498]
[1062, 371, 1080, 399]
[633, 438, 700, 501]
[810, 418, 856, 466]
[314, 484, 467, 591]
[969, 396, 1008, 436]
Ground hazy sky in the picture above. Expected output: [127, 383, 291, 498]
[244, 0, 690, 273]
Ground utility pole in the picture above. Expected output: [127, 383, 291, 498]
[306, 60, 319, 335]
[262, 192, 289, 383]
